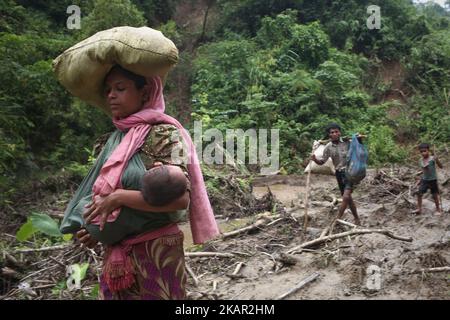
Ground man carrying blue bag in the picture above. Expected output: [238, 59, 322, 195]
[311, 123, 368, 226]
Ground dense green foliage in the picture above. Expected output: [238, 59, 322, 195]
[81, 0, 147, 38]
[0, 0, 449, 207]
[192, 0, 450, 171]
[192, 6, 449, 170]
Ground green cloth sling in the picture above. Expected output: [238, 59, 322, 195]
[60, 130, 185, 245]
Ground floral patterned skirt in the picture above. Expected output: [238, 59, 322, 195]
[99, 231, 186, 300]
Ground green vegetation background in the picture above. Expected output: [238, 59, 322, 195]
[1, 0, 449, 208]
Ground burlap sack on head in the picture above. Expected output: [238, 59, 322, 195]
[304, 140, 335, 175]
[52, 26, 178, 114]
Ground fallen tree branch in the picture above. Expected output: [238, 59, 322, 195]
[286, 205, 304, 213]
[390, 177, 411, 188]
[30, 284, 56, 290]
[286, 228, 413, 254]
[20, 264, 58, 282]
[410, 266, 450, 274]
[311, 200, 336, 207]
[229, 250, 252, 257]
[304, 164, 312, 233]
[395, 190, 410, 204]
[185, 263, 199, 287]
[321, 214, 358, 238]
[13, 244, 71, 253]
[276, 272, 320, 300]
[319, 226, 330, 239]
[266, 218, 284, 227]
[442, 177, 449, 186]
[401, 194, 416, 207]
[228, 262, 245, 279]
[331, 196, 338, 206]
[232, 262, 244, 275]
[221, 214, 280, 239]
[221, 219, 266, 239]
[48, 256, 66, 268]
[185, 252, 235, 258]
[336, 219, 358, 228]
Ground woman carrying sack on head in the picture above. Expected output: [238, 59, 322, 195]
[55, 27, 219, 300]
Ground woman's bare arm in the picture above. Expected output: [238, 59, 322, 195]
[83, 189, 190, 230]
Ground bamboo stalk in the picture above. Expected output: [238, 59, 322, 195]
[287, 228, 413, 254]
[185, 252, 235, 258]
[304, 162, 312, 233]
[276, 272, 320, 300]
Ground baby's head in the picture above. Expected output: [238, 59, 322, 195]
[141, 164, 187, 206]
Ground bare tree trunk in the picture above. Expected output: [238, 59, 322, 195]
[303, 164, 312, 233]
[199, 0, 214, 43]
[286, 228, 412, 254]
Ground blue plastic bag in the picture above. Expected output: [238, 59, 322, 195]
[345, 134, 368, 184]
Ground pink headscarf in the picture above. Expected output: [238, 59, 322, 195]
[91, 76, 219, 244]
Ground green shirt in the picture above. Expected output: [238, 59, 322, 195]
[420, 156, 437, 181]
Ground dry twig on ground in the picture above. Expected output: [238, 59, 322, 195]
[410, 266, 450, 274]
[276, 272, 321, 300]
[286, 228, 413, 254]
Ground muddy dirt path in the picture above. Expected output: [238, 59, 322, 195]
[1, 166, 448, 300]
[187, 169, 450, 300]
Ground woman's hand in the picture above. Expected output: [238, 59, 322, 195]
[83, 192, 121, 231]
[75, 229, 98, 248]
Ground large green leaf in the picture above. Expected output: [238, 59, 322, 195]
[66, 263, 90, 290]
[16, 219, 37, 241]
[79, 263, 89, 280]
[62, 233, 73, 242]
[89, 284, 99, 300]
[30, 212, 62, 237]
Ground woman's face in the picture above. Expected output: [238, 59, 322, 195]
[104, 69, 147, 119]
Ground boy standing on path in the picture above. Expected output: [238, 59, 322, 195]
[414, 143, 443, 215]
